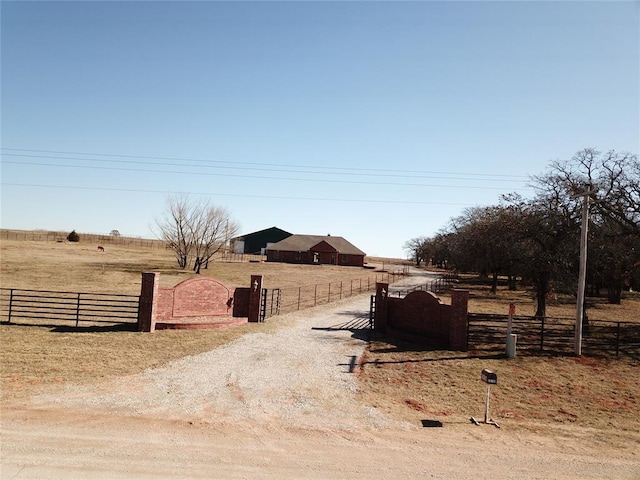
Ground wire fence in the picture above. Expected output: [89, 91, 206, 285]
[0, 229, 164, 249]
[266, 270, 406, 316]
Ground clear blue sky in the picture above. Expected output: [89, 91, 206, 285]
[1, 1, 638, 258]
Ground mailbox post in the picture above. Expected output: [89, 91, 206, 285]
[471, 369, 500, 428]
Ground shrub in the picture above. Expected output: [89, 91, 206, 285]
[67, 230, 80, 242]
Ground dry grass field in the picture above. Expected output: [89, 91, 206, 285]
[0, 237, 405, 403]
[1, 235, 639, 452]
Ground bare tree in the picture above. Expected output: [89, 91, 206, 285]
[534, 149, 640, 303]
[403, 237, 428, 266]
[155, 195, 239, 272]
[155, 195, 191, 268]
[189, 202, 239, 274]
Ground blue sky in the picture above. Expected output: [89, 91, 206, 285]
[1, 1, 638, 258]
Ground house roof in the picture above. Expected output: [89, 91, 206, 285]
[266, 234, 366, 256]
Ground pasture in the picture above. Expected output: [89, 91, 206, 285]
[1, 235, 639, 451]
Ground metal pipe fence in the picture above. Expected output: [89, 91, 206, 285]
[0, 288, 140, 328]
[467, 313, 640, 358]
[391, 273, 458, 297]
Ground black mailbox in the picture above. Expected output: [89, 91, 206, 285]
[481, 369, 497, 385]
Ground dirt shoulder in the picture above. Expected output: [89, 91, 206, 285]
[2, 406, 638, 480]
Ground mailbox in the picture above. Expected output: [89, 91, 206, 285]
[481, 369, 497, 385]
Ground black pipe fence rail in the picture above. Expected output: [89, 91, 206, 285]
[0, 288, 140, 328]
[391, 273, 458, 297]
[467, 313, 640, 358]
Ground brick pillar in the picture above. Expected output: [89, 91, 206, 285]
[449, 289, 469, 350]
[374, 282, 389, 333]
[248, 275, 263, 323]
[138, 272, 159, 333]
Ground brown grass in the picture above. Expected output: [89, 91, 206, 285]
[0, 237, 403, 402]
[356, 342, 639, 451]
[0, 238, 403, 293]
[2, 236, 639, 449]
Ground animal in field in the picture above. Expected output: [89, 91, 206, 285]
[97, 245, 105, 252]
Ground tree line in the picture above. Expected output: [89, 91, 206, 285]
[404, 149, 640, 318]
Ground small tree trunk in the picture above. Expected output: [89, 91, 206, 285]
[534, 275, 548, 319]
[582, 298, 590, 335]
[490, 272, 499, 294]
[607, 284, 622, 304]
[508, 275, 518, 291]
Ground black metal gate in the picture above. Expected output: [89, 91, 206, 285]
[260, 288, 281, 322]
[369, 294, 376, 329]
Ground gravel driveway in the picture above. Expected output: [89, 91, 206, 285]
[31, 268, 439, 430]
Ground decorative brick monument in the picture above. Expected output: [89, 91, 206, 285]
[137, 273, 263, 332]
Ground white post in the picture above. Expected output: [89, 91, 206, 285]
[484, 385, 491, 423]
[575, 189, 593, 356]
[506, 303, 517, 358]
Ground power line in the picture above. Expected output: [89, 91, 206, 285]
[1, 182, 485, 207]
[2, 159, 533, 190]
[1, 147, 531, 181]
[2, 152, 529, 184]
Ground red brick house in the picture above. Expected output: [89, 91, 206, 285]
[266, 235, 366, 267]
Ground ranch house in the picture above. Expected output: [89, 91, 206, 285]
[265, 234, 366, 267]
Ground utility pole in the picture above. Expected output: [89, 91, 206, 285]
[574, 186, 596, 356]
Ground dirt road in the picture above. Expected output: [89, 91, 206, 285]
[2, 271, 638, 479]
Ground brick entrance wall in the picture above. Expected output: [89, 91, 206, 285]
[137, 273, 261, 332]
[374, 283, 469, 350]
